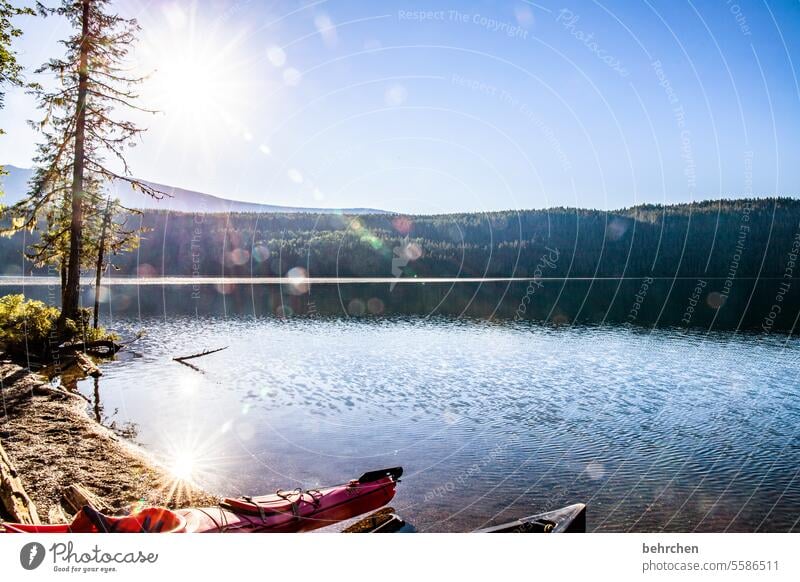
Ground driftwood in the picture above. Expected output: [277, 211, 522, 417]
[173, 346, 228, 362]
[118, 331, 145, 349]
[173, 347, 228, 371]
[0, 441, 41, 525]
[30, 382, 73, 399]
[62, 483, 109, 514]
[62, 339, 121, 356]
[48, 505, 71, 525]
[65, 352, 102, 378]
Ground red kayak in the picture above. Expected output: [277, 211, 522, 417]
[1, 467, 402, 533]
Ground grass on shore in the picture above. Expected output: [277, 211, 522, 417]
[0, 294, 116, 363]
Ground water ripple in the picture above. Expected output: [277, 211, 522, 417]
[79, 316, 800, 532]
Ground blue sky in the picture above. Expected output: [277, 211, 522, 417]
[1, 0, 798, 213]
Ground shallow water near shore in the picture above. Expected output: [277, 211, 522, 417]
[52, 280, 800, 533]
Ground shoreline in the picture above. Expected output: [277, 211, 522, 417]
[2, 275, 800, 286]
[0, 354, 216, 523]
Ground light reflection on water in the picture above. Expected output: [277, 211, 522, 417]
[78, 316, 800, 532]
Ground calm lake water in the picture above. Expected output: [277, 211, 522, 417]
[5, 279, 799, 532]
[29, 280, 793, 533]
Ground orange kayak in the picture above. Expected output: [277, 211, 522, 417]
[1, 467, 402, 533]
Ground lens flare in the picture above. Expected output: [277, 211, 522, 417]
[286, 267, 309, 295]
[157, 430, 228, 504]
[171, 454, 195, 482]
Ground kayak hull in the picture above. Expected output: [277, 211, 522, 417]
[474, 503, 587, 533]
[178, 475, 398, 533]
[343, 508, 409, 533]
[0, 468, 401, 534]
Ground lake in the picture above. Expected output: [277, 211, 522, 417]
[14, 279, 785, 533]
[5, 280, 800, 531]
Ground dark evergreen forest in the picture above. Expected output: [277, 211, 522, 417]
[3, 197, 799, 330]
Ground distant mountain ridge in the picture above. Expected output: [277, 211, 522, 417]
[0, 165, 387, 215]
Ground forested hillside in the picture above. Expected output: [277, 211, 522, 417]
[3, 197, 800, 330]
[1, 197, 797, 280]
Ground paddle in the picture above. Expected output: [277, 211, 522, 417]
[357, 467, 403, 484]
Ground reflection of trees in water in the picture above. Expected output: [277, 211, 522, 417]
[40, 367, 141, 440]
[93, 376, 101, 422]
[89, 375, 139, 441]
[64, 279, 800, 331]
[106, 419, 139, 441]
[9, 272, 799, 331]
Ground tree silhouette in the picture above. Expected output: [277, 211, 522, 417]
[0, 1, 34, 195]
[6, 0, 159, 334]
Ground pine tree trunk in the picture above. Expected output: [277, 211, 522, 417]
[59, 0, 91, 334]
[93, 198, 111, 329]
[60, 259, 67, 307]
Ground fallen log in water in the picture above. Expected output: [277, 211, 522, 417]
[62, 339, 122, 356]
[0, 441, 41, 525]
[173, 346, 228, 371]
[173, 346, 228, 362]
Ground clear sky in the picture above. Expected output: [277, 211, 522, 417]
[1, 0, 799, 213]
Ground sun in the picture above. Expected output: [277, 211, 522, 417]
[135, 4, 257, 137]
[148, 42, 240, 122]
[157, 429, 225, 504]
[170, 453, 196, 482]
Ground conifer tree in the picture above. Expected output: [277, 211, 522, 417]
[0, 1, 34, 193]
[5, 0, 159, 333]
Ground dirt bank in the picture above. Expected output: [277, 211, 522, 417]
[0, 355, 216, 523]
